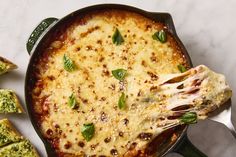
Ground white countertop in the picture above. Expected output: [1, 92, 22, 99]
[0, 0, 236, 156]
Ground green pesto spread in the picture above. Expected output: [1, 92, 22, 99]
[0, 61, 7, 75]
[0, 140, 38, 157]
[0, 90, 20, 113]
[0, 123, 22, 147]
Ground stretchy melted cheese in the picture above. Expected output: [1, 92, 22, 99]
[31, 10, 231, 157]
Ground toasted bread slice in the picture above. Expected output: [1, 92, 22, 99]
[0, 119, 39, 157]
[0, 56, 17, 75]
[0, 119, 23, 147]
[0, 89, 24, 113]
[0, 140, 39, 157]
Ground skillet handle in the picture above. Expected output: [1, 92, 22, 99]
[26, 17, 58, 55]
[173, 133, 208, 157]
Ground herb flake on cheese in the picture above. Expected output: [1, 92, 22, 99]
[152, 30, 167, 43]
[112, 69, 127, 81]
[118, 92, 126, 109]
[63, 54, 77, 72]
[81, 123, 95, 141]
[179, 112, 197, 124]
[177, 64, 187, 73]
[68, 93, 78, 109]
[112, 28, 124, 45]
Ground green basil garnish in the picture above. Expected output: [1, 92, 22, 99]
[63, 54, 76, 72]
[112, 69, 127, 81]
[118, 92, 126, 109]
[112, 28, 124, 45]
[81, 123, 95, 141]
[152, 30, 167, 43]
[68, 93, 78, 109]
[177, 64, 187, 73]
[180, 112, 197, 124]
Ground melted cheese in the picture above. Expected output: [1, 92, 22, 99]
[32, 10, 196, 156]
[136, 65, 232, 130]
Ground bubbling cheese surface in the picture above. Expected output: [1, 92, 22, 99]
[30, 10, 222, 157]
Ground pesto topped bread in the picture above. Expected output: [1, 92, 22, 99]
[0, 56, 17, 75]
[0, 119, 39, 157]
[0, 119, 23, 147]
[0, 89, 24, 113]
[0, 140, 39, 157]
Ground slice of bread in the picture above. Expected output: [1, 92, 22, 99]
[0, 140, 39, 157]
[0, 89, 24, 113]
[0, 119, 39, 157]
[0, 119, 23, 147]
[0, 56, 17, 75]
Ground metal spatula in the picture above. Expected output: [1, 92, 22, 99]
[208, 100, 236, 138]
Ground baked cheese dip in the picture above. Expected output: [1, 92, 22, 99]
[29, 9, 231, 157]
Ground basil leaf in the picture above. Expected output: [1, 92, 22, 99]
[68, 93, 78, 109]
[112, 69, 127, 81]
[180, 112, 197, 124]
[177, 64, 187, 73]
[63, 54, 76, 72]
[81, 123, 95, 141]
[112, 28, 124, 45]
[118, 92, 126, 109]
[152, 30, 167, 43]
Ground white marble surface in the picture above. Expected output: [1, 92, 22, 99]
[0, 0, 236, 157]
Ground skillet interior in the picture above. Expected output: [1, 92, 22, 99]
[25, 4, 192, 157]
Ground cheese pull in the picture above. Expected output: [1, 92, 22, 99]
[123, 65, 232, 156]
[138, 65, 232, 130]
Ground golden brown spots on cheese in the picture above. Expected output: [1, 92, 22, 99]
[137, 133, 153, 141]
[118, 132, 124, 137]
[150, 52, 158, 62]
[80, 26, 100, 38]
[147, 71, 159, 81]
[64, 141, 72, 149]
[141, 60, 147, 67]
[90, 143, 99, 150]
[110, 149, 118, 156]
[46, 128, 53, 136]
[104, 137, 111, 143]
[78, 141, 85, 148]
[123, 118, 129, 126]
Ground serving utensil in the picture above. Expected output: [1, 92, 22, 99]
[209, 101, 236, 138]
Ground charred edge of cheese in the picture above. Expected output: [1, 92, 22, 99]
[0, 89, 24, 113]
[31, 9, 189, 157]
[0, 56, 17, 75]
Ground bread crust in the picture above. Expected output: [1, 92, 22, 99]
[0, 56, 17, 75]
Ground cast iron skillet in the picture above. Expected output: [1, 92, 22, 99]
[25, 4, 207, 157]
